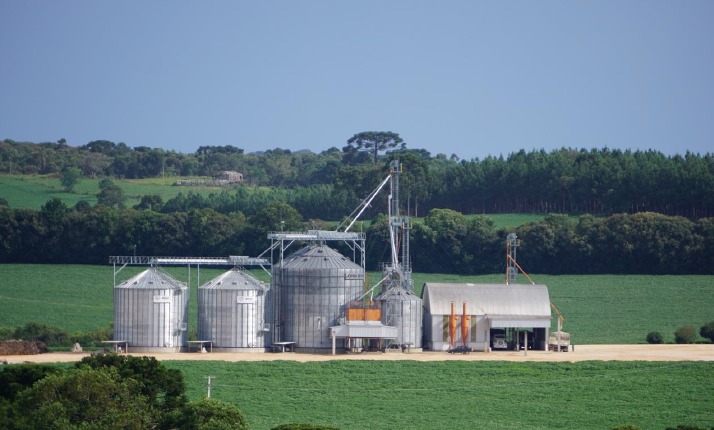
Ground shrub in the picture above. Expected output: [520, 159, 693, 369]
[674, 326, 696, 344]
[646, 331, 663, 344]
[612, 425, 642, 430]
[0, 327, 14, 341]
[13, 322, 69, 347]
[699, 321, 714, 343]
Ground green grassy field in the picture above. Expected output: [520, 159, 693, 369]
[1, 265, 712, 344]
[0, 174, 227, 210]
[166, 360, 714, 430]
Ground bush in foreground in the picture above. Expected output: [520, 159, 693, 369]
[0, 354, 251, 430]
[165, 398, 249, 430]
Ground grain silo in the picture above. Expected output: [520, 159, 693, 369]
[198, 268, 269, 351]
[114, 267, 189, 352]
[378, 285, 423, 349]
[274, 243, 364, 351]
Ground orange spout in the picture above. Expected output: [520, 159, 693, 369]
[461, 302, 471, 347]
[449, 302, 457, 347]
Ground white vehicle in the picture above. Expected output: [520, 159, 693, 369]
[548, 331, 570, 352]
[492, 333, 508, 349]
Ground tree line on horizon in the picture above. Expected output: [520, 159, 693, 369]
[1, 137, 713, 219]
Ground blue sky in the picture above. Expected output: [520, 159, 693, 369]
[1, 1, 712, 160]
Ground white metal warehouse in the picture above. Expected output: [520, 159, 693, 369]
[421, 283, 552, 352]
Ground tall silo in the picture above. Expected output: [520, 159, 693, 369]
[274, 244, 364, 351]
[378, 286, 423, 349]
[198, 268, 269, 351]
[114, 267, 189, 352]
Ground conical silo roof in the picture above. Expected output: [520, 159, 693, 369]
[280, 244, 362, 270]
[116, 267, 186, 290]
[200, 268, 268, 291]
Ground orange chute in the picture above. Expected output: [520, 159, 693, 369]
[461, 302, 471, 346]
[449, 303, 457, 347]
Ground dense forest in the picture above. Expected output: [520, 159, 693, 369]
[1, 137, 713, 274]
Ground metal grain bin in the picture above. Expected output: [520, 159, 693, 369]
[114, 267, 189, 352]
[274, 244, 364, 351]
[198, 268, 269, 352]
[378, 286, 423, 349]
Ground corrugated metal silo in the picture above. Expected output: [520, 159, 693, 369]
[379, 286, 423, 349]
[275, 244, 364, 351]
[114, 267, 189, 352]
[198, 268, 269, 351]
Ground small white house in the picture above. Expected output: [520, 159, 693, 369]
[421, 283, 552, 352]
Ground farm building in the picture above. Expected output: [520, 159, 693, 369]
[421, 283, 552, 352]
[173, 170, 244, 186]
[215, 170, 243, 184]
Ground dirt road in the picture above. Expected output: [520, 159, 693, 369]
[2, 344, 712, 364]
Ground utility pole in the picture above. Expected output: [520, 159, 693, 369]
[206, 375, 214, 398]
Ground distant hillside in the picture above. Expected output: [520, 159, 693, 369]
[2, 139, 713, 218]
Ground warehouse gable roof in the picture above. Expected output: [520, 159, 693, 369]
[422, 283, 551, 319]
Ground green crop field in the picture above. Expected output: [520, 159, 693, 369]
[165, 360, 714, 430]
[1, 265, 712, 344]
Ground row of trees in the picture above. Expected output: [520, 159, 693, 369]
[1, 199, 712, 274]
[2, 139, 713, 218]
